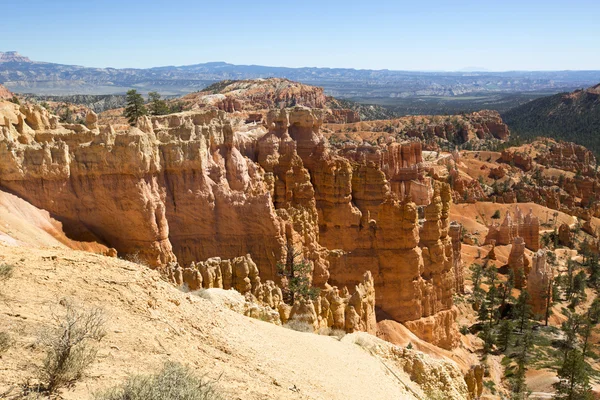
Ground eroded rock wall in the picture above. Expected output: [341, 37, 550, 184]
[0, 101, 458, 347]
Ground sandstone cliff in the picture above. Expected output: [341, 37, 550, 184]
[0, 100, 461, 347]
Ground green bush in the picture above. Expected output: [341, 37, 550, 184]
[95, 362, 222, 400]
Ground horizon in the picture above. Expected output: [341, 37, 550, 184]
[3, 50, 600, 74]
[2, 0, 599, 71]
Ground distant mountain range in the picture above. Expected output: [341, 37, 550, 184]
[503, 84, 600, 154]
[2, 51, 600, 98]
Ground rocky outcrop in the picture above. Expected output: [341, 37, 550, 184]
[171, 254, 377, 334]
[0, 100, 459, 347]
[0, 84, 12, 100]
[287, 271, 377, 334]
[485, 207, 539, 251]
[500, 149, 533, 171]
[527, 250, 552, 317]
[535, 142, 597, 176]
[558, 223, 572, 247]
[449, 222, 464, 294]
[464, 364, 484, 400]
[325, 110, 510, 145]
[0, 51, 32, 63]
[508, 237, 529, 288]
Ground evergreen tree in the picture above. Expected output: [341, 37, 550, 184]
[124, 89, 147, 126]
[513, 290, 532, 333]
[148, 91, 170, 116]
[587, 254, 600, 288]
[498, 319, 513, 352]
[277, 244, 319, 304]
[553, 349, 592, 400]
[570, 271, 587, 308]
[543, 279, 557, 326]
[511, 329, 533, 400]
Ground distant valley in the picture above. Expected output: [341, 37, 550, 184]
[3, 51, 600, 115]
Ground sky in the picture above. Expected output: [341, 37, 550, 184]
[1, 0, 599, 71]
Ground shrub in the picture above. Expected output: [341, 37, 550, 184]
[459, 325, 470, 335]
[95, 361, 222, 400]
[0, 263, 14, 281]
[318, 327, 346, 340]
[283, 320, 314, 333]
[39, 299, 106, 393]
[491, 210, 501, 219]
[0, 331, 11, 354]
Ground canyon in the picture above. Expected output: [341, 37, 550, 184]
[3, 77, 600, 399]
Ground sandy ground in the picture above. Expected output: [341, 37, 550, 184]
[0, 189, 108, 253]
[0, 244, 434, 400]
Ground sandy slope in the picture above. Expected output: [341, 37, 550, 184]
[0, 189, 108, 253]
[0, 244, 435, 400]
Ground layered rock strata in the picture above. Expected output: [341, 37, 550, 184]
[168, 254, 376, 334]
[508, 237, 530, 288]
[527, 250, 553, 317]
[0, 101, 458, 347]
[485, 207, 539, 251]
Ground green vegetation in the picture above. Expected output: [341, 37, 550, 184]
[503, 86, 600, 156]
[124, 89, 147, 126]
[148, 91, 170, 116]
[95, 361, 222, 400]
[277, 244, 320, 303]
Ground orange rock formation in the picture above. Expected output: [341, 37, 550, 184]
[0, 100, 461, 348]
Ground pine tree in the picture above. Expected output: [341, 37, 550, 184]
[544, 279, 556, 326]
[570, 271, 587, 308]
[124, 89, 147, 126]
[511, 329, 533, 400]
[553, 349, 592, 400]
[498, 319, 513, 352]
[148, 91, 169, 116]
[277, 244, 319, 304]
[513, 290, 532, 333]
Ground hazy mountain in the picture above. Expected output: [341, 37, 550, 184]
[2, 52, 600, 98]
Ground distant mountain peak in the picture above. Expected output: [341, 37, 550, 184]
[0, 51, 32, 63]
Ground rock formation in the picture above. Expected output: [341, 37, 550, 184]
[169, 254, 377, 334]
[485, 207, 539, 251]
[535, 142, 597, 176]
[487, 240, 497, 260]
[180, 78, 362, 124]
[0, 84, 12, 100]
[0, 51, 32, 63]
[0, 99, 460, 348]
[508, 237, 530, 288]
[464, 364, 484, 400]
[558, 223, 572, 247]
[527, 250, 553, 317]
[500, 149, 533, 171]
[449, 222, 465, 294]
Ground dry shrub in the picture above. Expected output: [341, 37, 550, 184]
[0, 331, 11, 354]
[318, 327, 346, 340]
[39, 299, 106, 393]
[0, 263, 14, 281]
[95, 361, 222, 400]
[283, 319, 314, 333]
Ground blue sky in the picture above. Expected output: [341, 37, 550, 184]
[1, 0, 599, 71]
